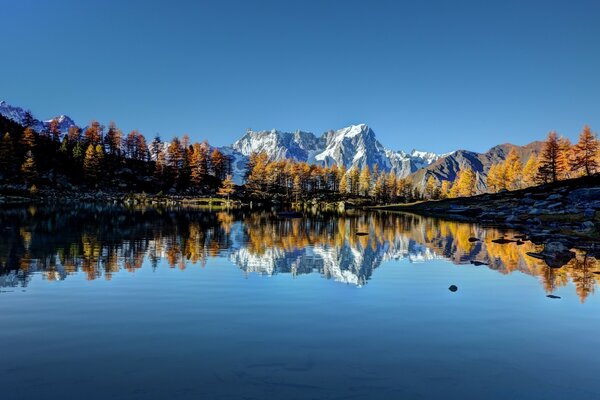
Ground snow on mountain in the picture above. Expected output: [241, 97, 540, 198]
[226, 123, 443, 181]
[0, 100, 78, 135]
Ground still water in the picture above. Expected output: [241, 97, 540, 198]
[1, 205, 600, 399]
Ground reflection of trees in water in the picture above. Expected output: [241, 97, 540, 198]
[0, 206, 598, 300]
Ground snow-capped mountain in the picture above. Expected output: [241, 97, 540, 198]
[227, 123, 443, 181]
[0, 100, 77, 134]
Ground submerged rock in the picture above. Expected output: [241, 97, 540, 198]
[470, 260, 489, 266]
[468, 237, 480, 242]
[355, 232, 369, 236]
[526, 241, 576, 268]
[492, 238, 514, 244]
[546, 294, 561, 299]
[448, 285, 458, 292]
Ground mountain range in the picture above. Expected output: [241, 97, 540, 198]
[0, 100, 542, 190]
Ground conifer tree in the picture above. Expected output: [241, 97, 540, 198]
[217, 174, 236, 200]
[0, 132, 16, 175]
[349, 167, 360, 196]
[440, 180, 451, 199]
[522, 154, 539, 187]
[537, 131, 562, 183]
[571, 125, 599, 176]
[21, 127, 37, 150]
[359, 165, 371, 197]
[20, 150, 37, 183]
[454, 169, 476, 197]
[48, 118, 61, 141]
[339, 170, 348, 195]
[83, 144, 99, 182]
[210, 148, 226, 180]
[386, 171, 397, 202]
[425, 175, 438, 199]
[557, 137, 572, 180]
[504, 148, 522, 189]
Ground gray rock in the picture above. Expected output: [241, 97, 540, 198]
[581, 221, 595, 231]
[568, 188, 600, 201]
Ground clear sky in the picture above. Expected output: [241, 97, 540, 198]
[1, 0, 599, 153]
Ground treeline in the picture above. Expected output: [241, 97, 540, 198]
[486, 126, 599, 193]
[244, 152, 423, 202]
[0, 115, 234, 194]
[243, 125, 599, 202]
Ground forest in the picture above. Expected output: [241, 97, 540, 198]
[0, 113, 598, 204]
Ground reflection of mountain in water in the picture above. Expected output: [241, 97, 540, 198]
[0, 205, 599, 301]
[230, 228, 443, 286]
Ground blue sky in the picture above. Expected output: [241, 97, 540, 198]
[1, 0, 599, 153]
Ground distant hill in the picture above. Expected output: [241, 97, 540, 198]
[404, 141, 544, 191]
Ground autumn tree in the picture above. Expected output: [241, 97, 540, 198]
[47, 118, 61, 141]
[486, 163, 504, 192]
[571, 125, 599, 176]
[210, 148, 226, 180]
[83, 144, 103, 183]
[105, 121, 122, 156]
[21, 127, 36, 150]
[425, 175, 439, 199]
[557, 137, 572, 180]
[84, 121, 104, 147]
[349, 166, 360, 196]
[537, 131, 563, 183]
[189, 142, 208, 188]
[522, 154, 539, 187]
[454, 169, 476, 197]
[358, 166, 371, 197]
[20, 150, 37, 182]
[504, 148, 522, 189]
[440, 180, 451, 199]
[217, 175, 236, 200]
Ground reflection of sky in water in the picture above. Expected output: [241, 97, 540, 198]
[1, 205, 600, 399]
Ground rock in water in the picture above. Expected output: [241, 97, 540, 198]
[468, 237, 480, 242]
[356, 232, 369, 236]
[448, 285, 458, 292]
[546, 294, 561, 299]
[470, 260, 489, 266]
[492, 238, 514, 244]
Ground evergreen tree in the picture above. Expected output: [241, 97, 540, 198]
[0, 132, 16, 175]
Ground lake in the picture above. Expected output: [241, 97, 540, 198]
[1, 204, 600, 399]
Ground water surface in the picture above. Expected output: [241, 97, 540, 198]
[1, 205, 599, 399]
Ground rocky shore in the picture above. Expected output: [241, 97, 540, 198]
[373, 176, 600, 263]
